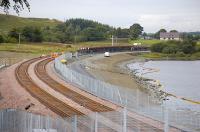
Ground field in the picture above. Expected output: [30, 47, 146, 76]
[129, 39, 161, 46]
[76, 39, 130, 47]
[0, 43, 78, 64]
[139, 52, 200, 60]
[0, 14, 62, 34]
[76, 39, 161, 47]
[0, 43, 76, 55]
[197, 41, 200, 46]
[0, 39, 132, 55]
[1, 39, 200, 61]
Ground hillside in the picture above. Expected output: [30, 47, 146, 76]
[0, 14, 62, 34]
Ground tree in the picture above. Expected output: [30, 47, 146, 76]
[170, 30, 178, 33]
[129, 23, 143, 40]
[142, 32, 147, 39]
[8, 28, 21, 39]
[22, 26, 43, 42]
[114, 28, 129, 38]
[151, 43, 166, 52]
[83, 27, 105, 41]
[162, 47, 175, 54]
[150, 40, 197, 54]
[159, 29, 167, 33]
[182, 33, 200, 41]
[154, 29, 167, 39]
[0, 35, 4, 43]
[180, 40, 197, 54]
[0, 0, 30, 14]
[54, 18, 113, 42]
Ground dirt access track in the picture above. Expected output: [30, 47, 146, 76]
[0, 56, 181, 132]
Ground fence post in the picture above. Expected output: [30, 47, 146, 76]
[73, 115, 77, 132]
[30, 113, 32, 132]
[164, 100, 169, 132]
[123, 108, 127, 132]
[117, 88, 122, 105]
[136, 88, 139, 110]
[95, 112, 98, 132]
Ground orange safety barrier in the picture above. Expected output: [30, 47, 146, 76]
[51, 53, 59, 58]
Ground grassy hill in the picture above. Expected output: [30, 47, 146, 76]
[0, 14, 62, 34]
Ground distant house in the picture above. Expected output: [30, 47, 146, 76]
[160, 32, 180, 40]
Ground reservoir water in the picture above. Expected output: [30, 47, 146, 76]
[128, 61, 200, 103]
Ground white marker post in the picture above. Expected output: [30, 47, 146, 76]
[95, 112, 98, 132]
[123, 108, 127, 132]
[112, 35, 114, 46]
[164, 98, 169, 132]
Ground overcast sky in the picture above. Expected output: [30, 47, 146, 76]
[1, 0, 200, 33]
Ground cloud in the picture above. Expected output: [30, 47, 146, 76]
[137, 15, 171, 32]
[1, 0, 200, 32]
[137, 14, 200, 32]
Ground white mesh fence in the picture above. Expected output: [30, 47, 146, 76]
[54, 53, 200, 132]
[1, 108, 166, 132]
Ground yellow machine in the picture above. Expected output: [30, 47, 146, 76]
[61, 59, 67, 64]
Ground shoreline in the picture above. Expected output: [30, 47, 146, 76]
[139, 52, 200, 61]
[83, 52, 200, 105]
[84, 52, 139, 89]
[73, 52, 200, 132]
[126, 57, 200, 105]
[82, 52, 165, 105]
[117, 54, 168, 102]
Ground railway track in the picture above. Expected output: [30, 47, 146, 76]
[14, 57, 177, 131]
[34, 58, 167, 131]
[35, 57, 113, 112]
[15, 57, 83, 117]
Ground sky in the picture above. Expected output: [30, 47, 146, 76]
[0, 0, 200, 33]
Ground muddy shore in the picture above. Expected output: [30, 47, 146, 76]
[84, 52, 140, 90]
[85, 52, 199, 105]
[82, 52, 167, 104]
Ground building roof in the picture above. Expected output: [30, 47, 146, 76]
[160, 32, 180, 38]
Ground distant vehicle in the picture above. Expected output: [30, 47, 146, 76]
[40, 54, 46, 58]
[133, 43, 142, 46]
[104, 52, 110, 57]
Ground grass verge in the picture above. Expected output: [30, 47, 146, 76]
[129, 39, 161, 46]
[139, 52, 200, 60]
[0, 43, 77, 55]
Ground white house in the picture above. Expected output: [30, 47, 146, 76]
[160, 32, 180, 40]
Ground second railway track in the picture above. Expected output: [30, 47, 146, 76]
[14, 56, 181, 132]
[15, 57, 83, 117]
[35, 57, 113, 112]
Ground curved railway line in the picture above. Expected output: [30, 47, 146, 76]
[34, 58, 167, 132]
[14, 56, 179, 132]
[15, 57, 83, 117]
[35, 57, 113, 112]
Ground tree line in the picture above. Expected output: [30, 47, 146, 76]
[0, 26, 43, 43]
[0, 18, 144, 44]
[1, 0, 200, 44]
[151, 40, 199, 55]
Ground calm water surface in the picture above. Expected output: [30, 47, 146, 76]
[128, 61, 200, 102]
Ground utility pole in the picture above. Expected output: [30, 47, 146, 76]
[18, 33, 21, 48]
[112, 35, 114, 46]
[115, 37, 118, 45]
